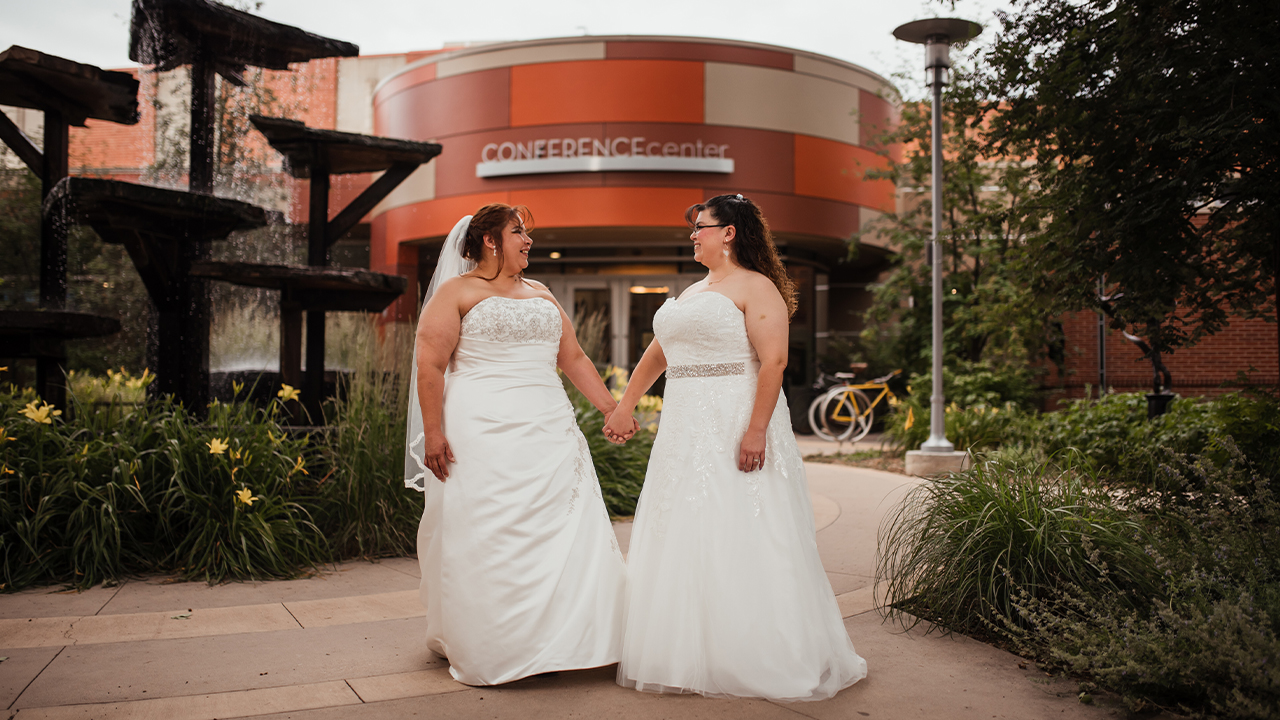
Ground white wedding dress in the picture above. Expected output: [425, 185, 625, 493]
[413, 296, 627, 685]
[618, 291, 867, 700]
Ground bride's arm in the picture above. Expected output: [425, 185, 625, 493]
[547, 297, 619, 419]
[739, 277, 790, 473]
[602, 338, 667, 439]
[416, 282, 463, 481]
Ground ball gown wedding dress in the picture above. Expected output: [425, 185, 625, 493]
[409, 295, 627, 685]
[617, 291, 867, 700]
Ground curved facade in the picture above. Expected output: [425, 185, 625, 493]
[369, 36, 900, 415]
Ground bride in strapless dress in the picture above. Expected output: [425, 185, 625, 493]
[404, 204, 631, 686]
[606, 194, 866, 701]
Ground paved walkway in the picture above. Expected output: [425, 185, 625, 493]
[1, 457, 1123, 720]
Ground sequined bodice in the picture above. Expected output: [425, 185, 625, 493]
[460, 296, 562, 345]
[653, 292, 757, 366]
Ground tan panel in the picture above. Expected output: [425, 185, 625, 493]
[859, 206, 896, 253]
[372, 160, 436, 216]
[336, 56, 409, 134]
[793, 55, 893, 96]
[705, 63, 860, 146]
[436, 42, 606, 79]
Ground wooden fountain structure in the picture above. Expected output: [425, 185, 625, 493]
[2, 0, 442, 421]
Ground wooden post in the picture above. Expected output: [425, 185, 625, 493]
[37, 109, 70, 409]
[280, 297, 304, 421]
[303, 145, 329, 422]
[151, 60, 215, 413]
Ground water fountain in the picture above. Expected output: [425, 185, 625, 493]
[4, 0, 440, 421]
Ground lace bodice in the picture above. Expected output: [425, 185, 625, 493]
[460, 296, 562, 344]
[653, 292, 757, 366]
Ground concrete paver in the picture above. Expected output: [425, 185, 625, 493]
[0, 586, 120, 621]
[12, 681, 361, 720]
[9, 619, 437, 708]
[1, 452, 1140, 719]
[0, 647, 61, 710]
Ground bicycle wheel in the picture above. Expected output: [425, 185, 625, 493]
[808, 391, 840, 441]
[822, 388, 873, 442]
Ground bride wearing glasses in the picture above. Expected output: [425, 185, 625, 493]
[605, 193, 867, 701]
[405, 203, 631, 686]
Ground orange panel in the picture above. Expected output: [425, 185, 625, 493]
[511, 60, 703, 127]
[793, 135, 895, 212]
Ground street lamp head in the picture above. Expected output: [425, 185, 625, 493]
[893, 18, 983, 87]
[892, 18, 983, 46]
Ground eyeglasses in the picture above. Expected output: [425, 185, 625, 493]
[690, 224, 730, 233]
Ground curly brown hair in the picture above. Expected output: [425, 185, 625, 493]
[684, 194, 797, 317]
[461, 203, 533, 280]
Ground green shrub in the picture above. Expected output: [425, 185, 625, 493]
[156, 392, 325, 583]
[876, 452, 1158, 633]
[1006, 442, 1280, 718]
[566, 382, 654, 518]
[911, 361, 1042, 411]
[885, 395, 1026, 453]
[316, 322, 421, 559]
[0, 379, 328, 590]
[1033, 392, 1219, 472]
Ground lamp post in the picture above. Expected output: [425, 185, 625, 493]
[893, 18, 982, 470]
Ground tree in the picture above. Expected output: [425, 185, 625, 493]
[854, 64, 1055, 392]
[979, 0, 1280, 364]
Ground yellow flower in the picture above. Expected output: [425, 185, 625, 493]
[1, 464, 14, 475]
[138, 368, 153, 385]
[230, 448, 242, 461]
[0, 428, 12, 443]
[904, 407, 915, 430]
[290, 456, 308, 476]
[277, 384, 300, 402]
[235, 488, 258, 506]
[20, 401, 61, 425]
[231, 380, 245, 396]
[638, 394, 663, 413]
[207, 437, 229, 455]
[0, 366, 7, 372]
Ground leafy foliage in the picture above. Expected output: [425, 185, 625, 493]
[314, 322, 421, 559]
[980, 0, 1280, 353]
[0, 379, 324, 590]
[855, 64, 1054, 378]
[877, 452, 1158, 633]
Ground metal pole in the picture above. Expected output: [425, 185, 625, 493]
[922, 50, 954, 452]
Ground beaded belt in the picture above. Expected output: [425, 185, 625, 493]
[666, 361, 747, 379]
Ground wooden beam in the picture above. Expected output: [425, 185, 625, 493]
[0, 110, 42, 177]
[325, 162, 417, 247]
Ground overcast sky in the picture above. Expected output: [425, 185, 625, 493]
[2, 0, 1009, 97]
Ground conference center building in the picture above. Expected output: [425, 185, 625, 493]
[365, 36, 900, 416]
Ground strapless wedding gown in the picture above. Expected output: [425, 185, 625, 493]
[617, 291, 867, 701]
[415, 296, 627, 685]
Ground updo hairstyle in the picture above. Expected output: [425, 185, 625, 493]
[461, 203, 533, 280]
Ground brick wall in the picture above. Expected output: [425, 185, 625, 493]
[1045, 309, 1279, 408]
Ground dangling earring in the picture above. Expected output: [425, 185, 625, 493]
[723, 244, 730, 257]
[492, 247, 497, 257]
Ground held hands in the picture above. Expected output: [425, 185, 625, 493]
[603, 409, 640, 445]
[423, 430, 456, 481]
[738, 427, 767, 473]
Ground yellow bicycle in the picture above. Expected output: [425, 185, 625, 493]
[807, 369, 901, 442]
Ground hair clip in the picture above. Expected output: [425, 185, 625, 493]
[735, 193, 744, 200]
